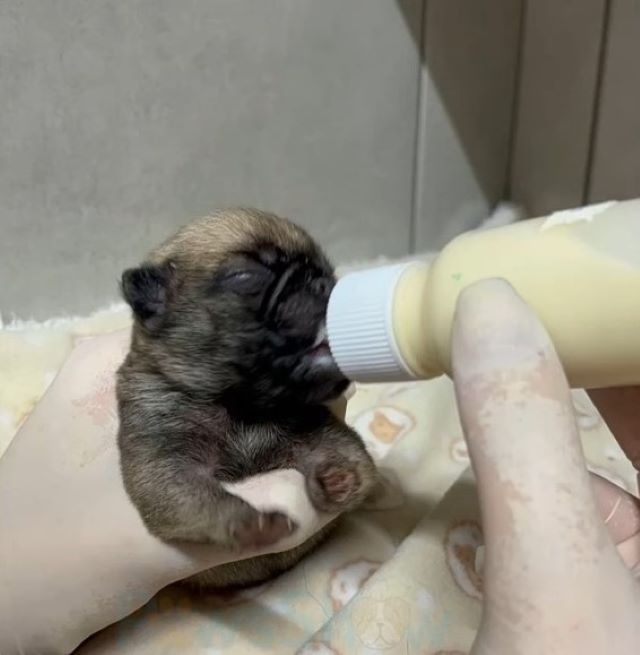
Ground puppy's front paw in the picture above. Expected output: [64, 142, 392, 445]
[307, 458, 373, 513]
[229, 509, 297, 550]
[317, 464, 359, 504]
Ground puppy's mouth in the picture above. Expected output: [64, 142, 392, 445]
[307, 323, 333, 364]
[277, 320, 349, 403]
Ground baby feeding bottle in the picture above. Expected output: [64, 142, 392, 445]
[326, 199, 640, 389]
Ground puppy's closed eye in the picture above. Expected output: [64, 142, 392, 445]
[217, 258, 273, 295]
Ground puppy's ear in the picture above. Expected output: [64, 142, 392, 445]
[121, 262, 175, 331]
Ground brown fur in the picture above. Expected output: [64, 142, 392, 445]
[116, 208, 377, 588]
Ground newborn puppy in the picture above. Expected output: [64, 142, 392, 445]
[116, 209, 377, 589]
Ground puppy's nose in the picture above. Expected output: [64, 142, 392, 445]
[313, 277, 333, 299]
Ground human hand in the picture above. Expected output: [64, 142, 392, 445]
[451, 279, 640, 655]
[589, 386, 640, 491]
[0, 330, 336, 655]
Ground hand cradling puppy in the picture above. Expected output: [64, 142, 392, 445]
[116, 208, 378, 589]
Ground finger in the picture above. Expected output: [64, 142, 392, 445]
[474, 473, 640, 575]
[222, 468, 336, 548]
[588, 387, 640, 484]
[153, 469, 337, 582]
[452, 280, 630, 605]
[591, 473, 640, 572]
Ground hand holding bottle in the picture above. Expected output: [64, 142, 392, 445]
[452, 279, 640, 655]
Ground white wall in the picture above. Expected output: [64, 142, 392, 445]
[8, 1, 636, 319]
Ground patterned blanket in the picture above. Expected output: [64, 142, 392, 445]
[0, 301, 635, 655]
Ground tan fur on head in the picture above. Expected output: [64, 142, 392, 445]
[149, 208, 312, 269]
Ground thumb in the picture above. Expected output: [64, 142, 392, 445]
[222, 468, 336, 549]
[452, 280, 637, 651]
[157, 469, 336, 582]
[588, 386, 640, 490]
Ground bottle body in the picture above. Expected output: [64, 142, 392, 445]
[327, 199, 640, 389]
